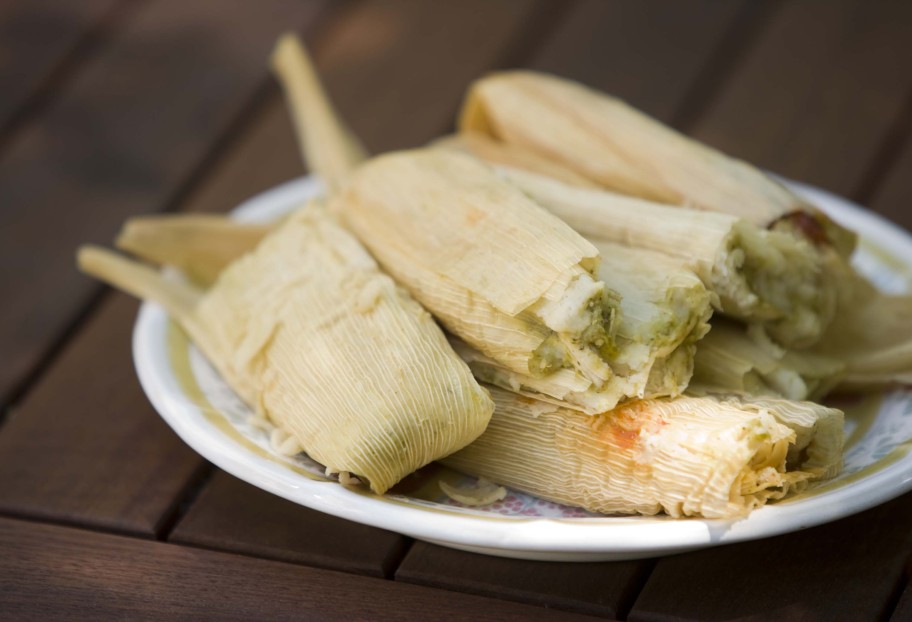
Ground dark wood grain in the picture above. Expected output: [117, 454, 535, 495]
[170, 471, 409, 577]
[312, 0, 555, 154]
[629, 492, 912, 622]
[171, 93, 303, 216]
[892, 581, 912, 622]
[0, 0, 328, 408]
[526, 0, 751, 125]
[867, 120, 912, 233]
[0, 517, 604, 622]
[0, 293, 202, 535]
[688, 0, 912, 199]
[397, 541, 648, 619]
[0, 0, 121, 133]
[152, 0, 557, 218]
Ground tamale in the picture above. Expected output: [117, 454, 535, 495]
[442, 387, 842, 519]
[452, 242, 713, 413]
[499, 167, 836, 348]
[78, 206, 494, 495]
[332, 148, 627, 394]
[459, 70, 856, 257]
[690, 320, 844, 401]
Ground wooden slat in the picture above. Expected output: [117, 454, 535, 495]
[0, 0, 328, 407]
[169, 471, 409, 577]
[688, 0, 912, 199]
[629, 492, 912, 622]
[526, 0, 750, 124]
[397, 542, 647, 619]
[0, 293, 201, 535]
[0, 517, 603, 622]
[0, 0, 121, 132]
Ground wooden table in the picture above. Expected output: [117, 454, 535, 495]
[2, 1, 912, 620]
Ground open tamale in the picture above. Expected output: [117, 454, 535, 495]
[78, 206, 494, 495]
[723, 394, 844, 481]
[442, 386, 843, 519]
[453, 241, 713, 413]
[594, 241, 713, 394]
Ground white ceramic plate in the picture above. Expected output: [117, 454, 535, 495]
[133, 176, 912, 561]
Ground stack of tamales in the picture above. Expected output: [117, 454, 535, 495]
[78, 35, 912, 520]
[453, 69, 912, 388]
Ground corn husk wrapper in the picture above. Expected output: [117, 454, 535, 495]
[690, 320, 844, 402]
[78, 206, 494, 494]
[453, 242, 713, 413]
[433, 132, 600, 189]
[499, 167, 835, 349]
[443, 387, 841, 518]
[116, 215, 271, 287]
[459, 70, 856, 257]
[810, 269, 912, 387]
[271, 33, 366, 193]
[334, 148, 628, 393]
